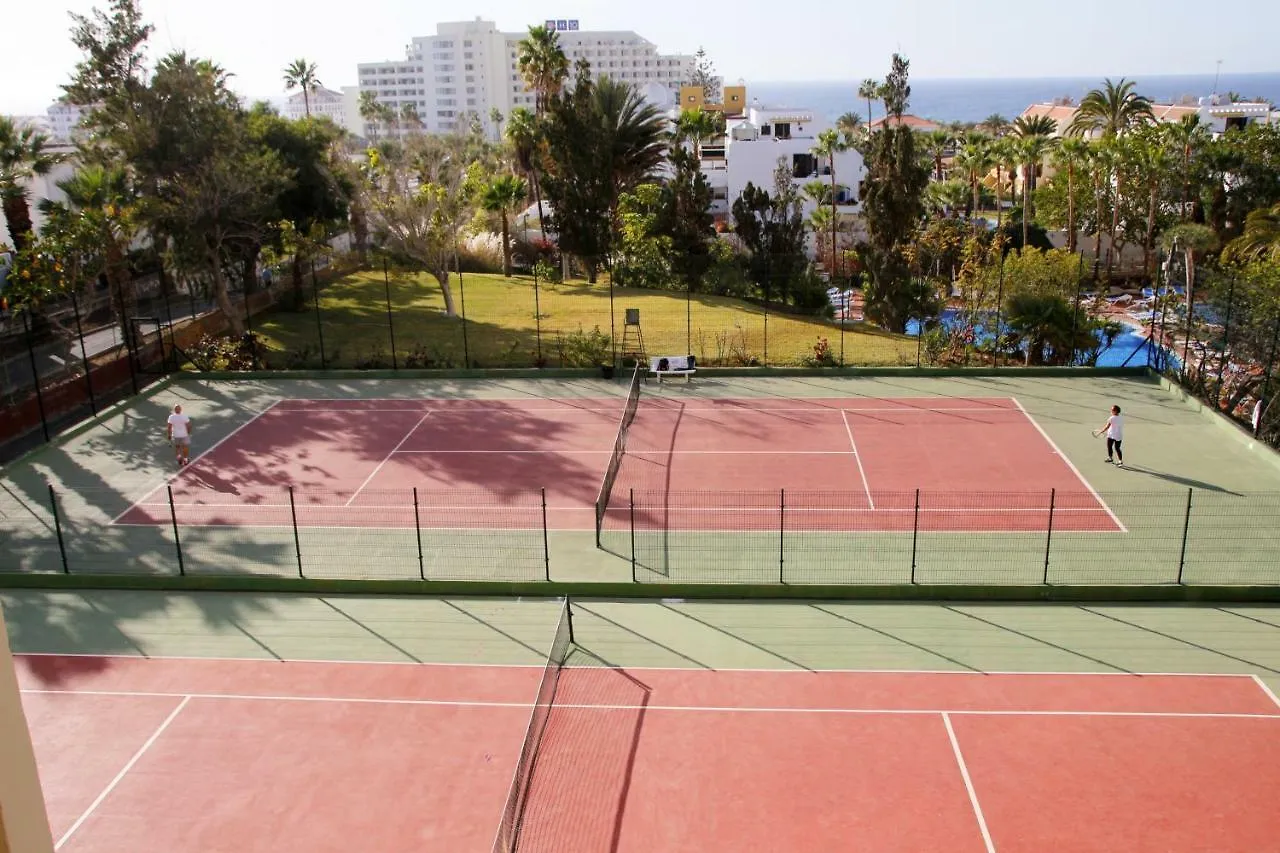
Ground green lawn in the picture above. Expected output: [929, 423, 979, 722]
[252, 269, 919, 368]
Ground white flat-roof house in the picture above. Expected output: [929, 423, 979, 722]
[1020, 93, 1275, 138]
[354, 17, 693, 140]
[282, 86, 347, 126]
[675, 87, 863, 256]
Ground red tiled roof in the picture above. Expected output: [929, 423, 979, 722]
[869, 114, 942, 131]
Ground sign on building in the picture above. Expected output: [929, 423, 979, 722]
[544, 19, 579, 31]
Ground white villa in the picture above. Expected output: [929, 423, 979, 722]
[1020, 93, 1275, 137]
[282, 86, 348, 125]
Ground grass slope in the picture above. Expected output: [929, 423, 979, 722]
[253, 270, 917, 368]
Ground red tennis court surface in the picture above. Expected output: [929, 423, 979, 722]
[113, 396, 1122, 532]
[17, 655, 1280, 852]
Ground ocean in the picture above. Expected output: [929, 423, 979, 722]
[749, 72, 1280, 125]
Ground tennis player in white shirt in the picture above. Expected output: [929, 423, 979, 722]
[166, 404, 193, 467]
[1097, 405, 1124, 467]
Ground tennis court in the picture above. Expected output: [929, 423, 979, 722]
[6, 370, 1280, 584]
[108, 379, 1121, 534]
[13, 599, 1280, 853]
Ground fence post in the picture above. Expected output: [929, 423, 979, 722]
[608, 259, 617, 368]
[533, 263, 543, 366]
[916, 321, 922, 368]
[115, 278, 140, 394]
[311, 262, 327, 369]
[1177, 488, 1192, 584]
[1042, 488, 1056, 584]
[1181, 277, 1195, 386]
[1212, 275, 1236, 401]
[71, 293, 97, 415]
[542, 488, 551, 581]
[22, 312, 50, 442]
[993, 254, 1005, 366]
[686, 277, 693, 358]
[629, 488, 636, 582]
[160, 278, 177, 373]
[383, 258, 398, 371]
[455, 250, 470, 367]
[413, 487, 424, 580]
[167, 486, 185, 577]
[47, 485, 69, 574]
[910, 488, 920, 583]
[778, 488, 785, 584]
[1070, 252, 1085, 366]
[288, 486, 304, 578]
[763, 276, 770, 366]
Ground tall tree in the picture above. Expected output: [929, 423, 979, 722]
[731, 163, 808, 303]
[358, 90, 393, 140]
[1016, 133, 1057, 249]
[952, 136, 991, 224]
[1051, 137, 1090, 252]
[516, 25, 569, 116]
[979, 114, 1011, 137]
[675, 108, 720, 161]
[1224, 203, 1280, 263]
[488, 107, 504, 142]
[1163, 114, 1207, 221]
[836, 112, 863, 137]
[657, 143, 715, 289]
[859, 54, 931, 331]
[1161, 222, 1218, 310]
[38, 162, 136, 313]
[505, 106, 547, 245]
[0, 118, 63, 252]
[688, 47, 721, 102]
[858, 78, 881, 128]
[812, 128, 848, 274]
[479, 173, 528, 276]
[364, 135, 482, 316]
[283, 58, 321, 118]
[923, 128, 953, 182]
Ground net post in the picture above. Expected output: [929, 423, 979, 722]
[167, 485, 185, 577]
[384, 258, 398, 371]
[1042, 488, 1055, 585]
[565, 598, 575, 646]
[413, 487, 425, 580]
[47, 485, 69, 574]
[288, 486, 304, 578]
[629, 489, 636, 582]
[542, 488, 551, 581]
[1177, 487, 1193, 584]
[910, 488, 919, 583]
[778, 488, 785, 584]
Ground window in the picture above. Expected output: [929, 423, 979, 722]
[775, 122, 792, 139]
[792, 153, 815, 178]
[761, 124, 772, 136]
[436, 87, 455, 94]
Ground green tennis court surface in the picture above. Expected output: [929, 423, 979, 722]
[7, 592, 1280, 851]
[3, 373, 1280, 585]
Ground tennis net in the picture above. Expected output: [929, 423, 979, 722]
[594, 364, 643, 541]
[491, 598, 574, 853]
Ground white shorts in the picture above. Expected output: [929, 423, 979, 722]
[173, 436, 190, 447]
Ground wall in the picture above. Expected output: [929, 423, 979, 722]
[0, 602, 54, 853]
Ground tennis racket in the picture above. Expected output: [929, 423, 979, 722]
[1091, 428, 1105, 438]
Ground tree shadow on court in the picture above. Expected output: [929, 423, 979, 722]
[517, 648, 652, 852]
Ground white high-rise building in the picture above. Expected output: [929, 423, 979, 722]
[354, 17, 693, 139]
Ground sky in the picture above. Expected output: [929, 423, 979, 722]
[3, 0, 1278, 115]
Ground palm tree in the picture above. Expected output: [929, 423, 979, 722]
[517, 25, 569, 116]
[952, 139, 992, 227]
[1017, 134, 1057, 248]
[1013, 114, 1058, 140]
[812, 128, 849, 276]
[1129, 132, 1172, 275]
[858, 79, 881, 128]
[480, 174, 529, 276]
[399, 103, 422, 133]
[836, 112, 863, 137]
[979, 114, 1011, 137]
[594, 77, 668, 237]
[358, 90, 393, 140]
[0, 117, 63, 253]
[991, 137, 1019, 229]
[283, 59, 321, 118]
[1162, 114, 1206, 221]
[488, 107, 505, 143]
[1223, 203, 1280, 263]
[1067, 78, 1155, 139]
[41, 162, 136, 314]
[923, 129, 953, 182]
[505, 106, 547, 245]
[675, 108, 720, 161]
[1052, 137, 1090, 252]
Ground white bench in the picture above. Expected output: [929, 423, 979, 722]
[648, 356, 696, 382]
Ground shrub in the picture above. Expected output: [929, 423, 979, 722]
[455, 232, 505, 274]
[556, 325, 612, 366]
[186, 333, 264, 371]
[803, 336, 837, 367]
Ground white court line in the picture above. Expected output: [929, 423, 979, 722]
[391, 449, 863, 455]
[1010, 397, 1128, 533]
[21, 688, 1280, 719]
[942, 712, 996, 853]
[128, 501, 1119, 514]
[841, 410, 875, 510]
[110, 400, 282, 524]
[13, 655, 1259, 679]
[54, 695, 191, 850]
[344, 413, 433, 507]
[272, 405, 1027, 415]
[1251, 674, 1280, 710]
